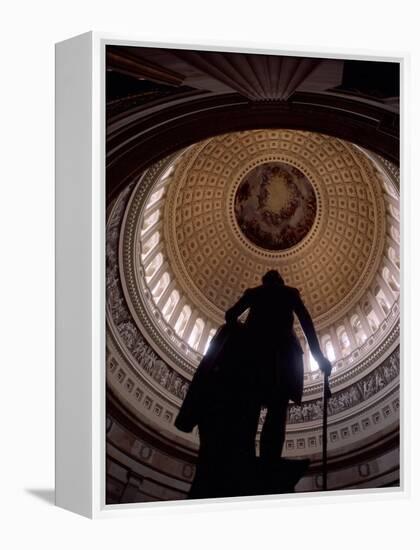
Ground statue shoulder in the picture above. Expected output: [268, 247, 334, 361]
[239, 285, 263, 303]
[245, 285, 262, 294]
[285, 286, 302, 300]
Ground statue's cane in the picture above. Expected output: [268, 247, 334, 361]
[322, 371, 332, 491]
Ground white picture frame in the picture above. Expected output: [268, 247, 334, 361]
[55, 31, 406, 518]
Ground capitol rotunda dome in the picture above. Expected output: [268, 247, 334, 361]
[106, 129, 400, 498]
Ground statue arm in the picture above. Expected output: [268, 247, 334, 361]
[225, 290, 251, 323]
[293, 291, 330, 374]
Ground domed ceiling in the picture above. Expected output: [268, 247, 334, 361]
[123, 130, 388, 332]
[105, 50, 401, 500]
[107, 127, 399, 473]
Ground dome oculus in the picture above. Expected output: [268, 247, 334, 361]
[234, 162, 317, 250]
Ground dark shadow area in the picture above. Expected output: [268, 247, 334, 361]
[189, 456, 310, 499]
[176, 321, 311, 498]
[25, 488, 55, 505]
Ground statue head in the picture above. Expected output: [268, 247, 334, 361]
[262, 269, 284, 286]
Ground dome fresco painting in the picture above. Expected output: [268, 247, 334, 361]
[234, 162, 317, 251]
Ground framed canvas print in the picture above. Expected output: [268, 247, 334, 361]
[55, 32, 403, 518]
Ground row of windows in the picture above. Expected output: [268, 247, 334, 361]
[141, 214, 217, 354]
[142, 232, 399, 365]
[143, 259, 399, 366]
[138, 163, 400, 370]
[313, 266, 399, 370]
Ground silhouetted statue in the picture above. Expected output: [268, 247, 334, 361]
[175, 270, 331, 498]
[176, 322, 265, 497]
[225, 270, 332, 461]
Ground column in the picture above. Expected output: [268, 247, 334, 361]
[144, 198, 164, 218]
[386, 221, 400, 245]
[344, 316, 358, 349]
[384, 193, 399, 210]
[302, 341, 310, 373]
[383, 254, 400, 282]
[385, 237, 400, 268]
[157, 278, 177, 309]
[386, 212, 399, 230]
[386, 228, 400, 251]
[197, 320, 212, 355]
[386, 243, 400, 272]
[387, 203, 399, 222]
[156, 172, 171, 188]
[356, 304, 373, 337]
[366, 289, 385, 322]
[329, 326, 342, 360]
[319, 333, 328, 357]
[183, 309, 199, 341]
[375, 273, 395, 305]
[141, 219, 162, 243]
[169, 295, 187, 327]
[142, 240, 163, 263]
[147, 260, 168, 292]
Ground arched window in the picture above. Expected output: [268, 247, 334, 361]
[204, 328, 216, 354]
[388, 204, 399, 222]
[174, 305, 191, 336]
[322, 335, 336, 362]
[363, 301, 379, 332]
[142, 231, 159, 258]
[337, 326, 350, 356]
[147, 187, 165, 207]
[188, 318, 204, 350]
[367, 315, 378, 332]
[374, 285, 390, 315]
[326, 340, 335, 361]
[142, 210, 160, 233]
[350, 314, 366, 346]
[383, 267, 399, 293]
[377, 295, 389, 315]
[145, 253, 163, 280]
[385, 180, 398, 199]
[152, 272, 170, 301]
[160, 165, 174, 181]
[308, 352, 319, 372]
[162, 290, 179, 321]
[388, 247, 400, 269]
[390, 226, 400, 244]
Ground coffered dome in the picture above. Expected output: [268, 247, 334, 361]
[160, 130, 386, 325]
[115, 129, 399, 389]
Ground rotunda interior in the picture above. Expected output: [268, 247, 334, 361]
[105, 47, 400, 504]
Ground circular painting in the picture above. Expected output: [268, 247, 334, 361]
[234, 162, 317, 250]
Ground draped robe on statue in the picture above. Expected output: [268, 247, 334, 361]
[175, 282, 324, 433]
[224, 283, 321, 406]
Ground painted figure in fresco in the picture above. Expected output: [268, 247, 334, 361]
[225, 269, 332, 460]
